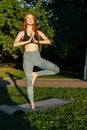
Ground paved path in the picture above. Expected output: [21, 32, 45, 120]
[0, 78, 87, 88]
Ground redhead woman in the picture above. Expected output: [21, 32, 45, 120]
[14, 13, 59, 109]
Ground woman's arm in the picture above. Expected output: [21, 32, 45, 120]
[37, 30, 51, 44]
[13, 31, 33, 47]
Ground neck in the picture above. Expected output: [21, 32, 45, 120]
[27, 24, 32, 29]
[26, 25, 33, 32]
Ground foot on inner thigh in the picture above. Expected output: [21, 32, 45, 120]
[31, 72, 37, 86]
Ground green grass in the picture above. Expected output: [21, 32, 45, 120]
[0, 86, 87, 130]
[0, 67, 25, 78]
[0, 67, 83, 79]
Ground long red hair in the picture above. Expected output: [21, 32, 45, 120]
[21, 13, 39, 40]
[21, 13, 37, 33]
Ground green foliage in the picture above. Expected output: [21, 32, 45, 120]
[23, 0, 87, 72]
[0, 0, 54, 66]
[0, 0, 24, 64]
[0, 0, 87, 72]
[0, 87, 87, 130]
[50, 0, 87, 71]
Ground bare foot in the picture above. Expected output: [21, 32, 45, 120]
[31, 72, 37, 86]
[30, 102, 35, 109]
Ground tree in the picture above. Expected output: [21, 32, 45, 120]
[0, 0, 25, 65]
[0, 0, 54, 68]
[49, 0, 87, 71]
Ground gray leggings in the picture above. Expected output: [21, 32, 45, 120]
[23, 50, 59, 103]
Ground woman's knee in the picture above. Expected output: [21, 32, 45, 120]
[54, 65, 60, 74]
[25, 72, 32, 86]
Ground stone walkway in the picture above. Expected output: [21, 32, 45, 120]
[0, 78, 87, 88]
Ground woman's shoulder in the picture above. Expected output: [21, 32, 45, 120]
[37, 30, 41, 33]
[37, 30, 43, 35]
[17, 31, 25, 37]
[18, 30, 25, 35]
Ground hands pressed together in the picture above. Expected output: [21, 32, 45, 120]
[29, 32, 39, 44]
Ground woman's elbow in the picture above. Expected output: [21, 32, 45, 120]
[13, 42, 17, 47]
[48, 39, 51, 44]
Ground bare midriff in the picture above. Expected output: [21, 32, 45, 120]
[25, 43, 39, 51]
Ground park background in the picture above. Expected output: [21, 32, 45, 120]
[0, 0, 87, 75]
[0, 0, 87, 130]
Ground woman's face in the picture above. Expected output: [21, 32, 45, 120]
[25, 14, 35, 25]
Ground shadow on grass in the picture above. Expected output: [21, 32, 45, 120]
[7, 72, 30, 103]
[0, 76, 35, 130]
[0, 77, 12, 105]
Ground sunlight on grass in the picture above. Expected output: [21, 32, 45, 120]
[0, 67, 25, 78]
[0, 87, 87, 130]
[0, 67, 83, 79]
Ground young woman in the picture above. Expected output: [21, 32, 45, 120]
[14, 13, 59, 109]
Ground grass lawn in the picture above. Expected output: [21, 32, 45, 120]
[0, 67, 25, 78]
[0, 67, 83, 79]
[0, 86, 87, 130]
[0, 67, 86, 129]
